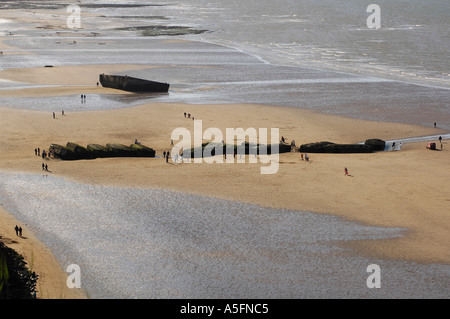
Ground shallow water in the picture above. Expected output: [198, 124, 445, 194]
[0, 1, 449, 129]
[0, 172, 448, 298]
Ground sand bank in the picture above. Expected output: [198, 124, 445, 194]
[0, 101, 448, 270]
[0, 206, 87, 298]
[0, 64, 159, 88]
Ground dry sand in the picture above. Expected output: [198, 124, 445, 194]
[0, 60, 449, 299]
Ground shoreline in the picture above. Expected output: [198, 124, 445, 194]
[0, 205, 88, 299]
[0, 6, 448, 297]
[1, 101, 448, 266]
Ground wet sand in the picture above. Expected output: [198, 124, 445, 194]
[0, 99, 449, 297]
[0, 5, 449, 298]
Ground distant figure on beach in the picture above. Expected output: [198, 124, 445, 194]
[434, 122, 437, 128]
[45, 164, 48, 171]
[163, 151, 166, 158]
[42, 163, 45, 170]
[184, 112, 186, 118]
[53, 112, 55, 119]
[97, 82, 99, 87]
[62, 110, 65, 116]
[19, 226, 22, 237]
[188, 113, 191, 118]
[305, 154, 309, 162]
[15, 225, 19, 236]
[301, 153, 304, 161]
[84, 95, 86, 102]
[345, 167, 349, 176]
[38, 148, 40, 156]
[166, 151, 170, 163]
[35, 148, 37, 155]
[439, 136, 442, 143]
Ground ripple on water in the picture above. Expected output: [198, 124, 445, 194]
[0, 173, 448, 298]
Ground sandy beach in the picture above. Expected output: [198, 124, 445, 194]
[0, 64, 449, 298]
[0, 4, 449, 299]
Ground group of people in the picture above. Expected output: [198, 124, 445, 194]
[162, 149, 185, 164]
[14, 225, 23, 237]
[35, 148, 53, 159]
[281, 136, 297, 149]
[81, 94, 87, 103]
[163, 150, 171, 163]
[35, 147, 51, 173]
[184, 112, 195, 120]
[52, 110, 65, 119]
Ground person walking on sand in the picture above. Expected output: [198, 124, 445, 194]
[163, 151, 166, 159]
[15, 225, 19, 236]
[45, 164, 48, 171]
[19, 226, 22, 237]
[301, 153, 304, 161]
[38, 148, 40, 156]
[305, 154, 309, 162]
[166, 151, 170, 163]
[53, 112, 55, 119]
[345, 167, 349, 176]
[42, 163, 45, 171]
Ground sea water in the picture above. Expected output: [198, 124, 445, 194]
[0, 172, 449, 298]
[0, 0, 449, 128]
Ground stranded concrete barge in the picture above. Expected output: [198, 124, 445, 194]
[99, 74, 170, 92]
